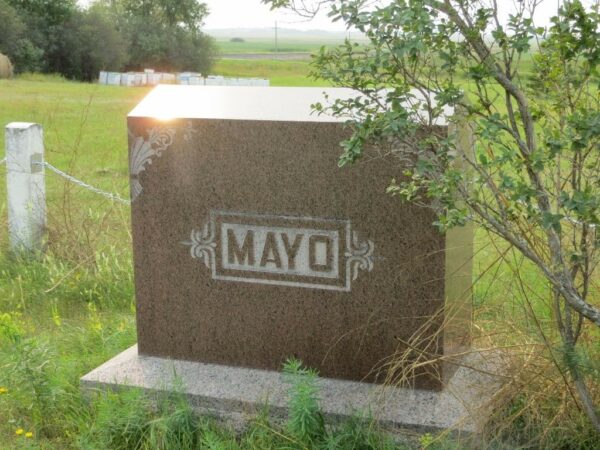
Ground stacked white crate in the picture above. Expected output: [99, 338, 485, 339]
[147, 73, 163, 85]
[133, 73, 147, 86]
[188, 76, 204, 85]
[98, 70, 269, 87]
[205, 75, 225, 86]
[107, 72, 121, 85]
[161, 73, 176, 83]
[120, 73, 135, 87]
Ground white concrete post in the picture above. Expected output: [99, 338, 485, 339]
[5, 122, 46, 254]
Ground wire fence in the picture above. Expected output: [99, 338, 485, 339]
[3, 149, 597, 229]
[1, 156, 130, 205]
[36, 161, 130, 205]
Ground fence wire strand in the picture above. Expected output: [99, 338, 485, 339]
[35, 161, 131, 205]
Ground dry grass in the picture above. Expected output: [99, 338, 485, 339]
[372, 230, 600, 448]
[0, 53, 13, 79]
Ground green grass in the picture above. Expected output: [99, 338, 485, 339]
[212, 59, 330, 86]
[0, 63, 322, 228]
[0, 74, 148, 197]
[0, 72, 410, 449]
[0, 63, 597, 448]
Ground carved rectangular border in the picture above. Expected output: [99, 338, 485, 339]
[183, 210, 375, 292]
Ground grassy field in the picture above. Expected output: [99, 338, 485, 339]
[0, 70, 413, 449]
[213, 59, 330, 86]
[214, 37, 332, 54]
[0, 62, 598, 448]
[0, 65, 324, 204]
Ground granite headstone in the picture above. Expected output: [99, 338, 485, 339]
[125, 85, 472, 391]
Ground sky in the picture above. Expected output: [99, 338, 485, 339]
[201, 0, 599, 31]
[201, 0, 347, 31]
[77, 0, 600, 32]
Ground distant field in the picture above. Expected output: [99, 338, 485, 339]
[0, 63, 323, 206]
[212, 38, 338, 86]
[215, 37, 347, 54]
[212, 59, 330, 86]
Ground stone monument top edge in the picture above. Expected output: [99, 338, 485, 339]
[128, 85, 453, 125]
[128, 85, 351, 123]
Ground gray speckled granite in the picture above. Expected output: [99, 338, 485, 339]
[127, 89, 473, 388]
[81, 345, 502, 433]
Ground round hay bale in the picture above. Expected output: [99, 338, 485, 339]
[0, 53, 14, 79]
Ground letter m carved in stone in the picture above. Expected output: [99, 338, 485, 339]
[227, 229, 254, 266]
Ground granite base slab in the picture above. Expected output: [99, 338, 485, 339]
[81, 345, 501, 434]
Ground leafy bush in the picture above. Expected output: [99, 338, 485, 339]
[267, 0, 600, 440]
[56, 5, 129, 81]
[0, 0, 44, 73]
[0, 0, 216, 79]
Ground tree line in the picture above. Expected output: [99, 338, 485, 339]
[0, 0, 217, 81]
